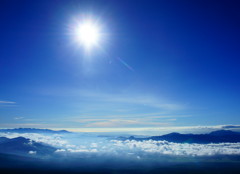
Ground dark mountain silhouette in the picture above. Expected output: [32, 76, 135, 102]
[209, 130, 240, 136]
[123, 130, 240, 143]
[0, 137, 9, 143]
[0, 136, 56, 156]
[0, 128, 70, 134]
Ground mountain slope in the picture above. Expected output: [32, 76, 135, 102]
[124, 130, 240, 143]
[0, 136, 56, 156]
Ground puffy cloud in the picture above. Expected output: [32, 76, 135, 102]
[57, 139, 240, 157]
[54, 138, 240, 157]
[29, 151, 37, 155]
[55, 149, 66, 152]
[2, 132, 240, 158]
[109, 140, 240, 156]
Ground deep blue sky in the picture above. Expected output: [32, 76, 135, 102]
[0, 0, 240, 130]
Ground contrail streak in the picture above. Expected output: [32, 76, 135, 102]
[117, 57, 135, 72]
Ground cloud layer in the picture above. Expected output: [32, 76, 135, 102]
[2, 132, 240, 158]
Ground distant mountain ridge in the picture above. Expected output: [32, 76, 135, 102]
[0, 136, 56, 156]
[0, 128, 70, 134]
[122, 130, 240, 144]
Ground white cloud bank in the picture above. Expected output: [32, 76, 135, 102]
[1, 132, 240, 157]
[110, 140, 240, 156]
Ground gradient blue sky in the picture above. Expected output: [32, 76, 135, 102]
[0, 0, 240, 130]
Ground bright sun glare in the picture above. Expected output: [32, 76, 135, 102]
[75, 21, 100, 49]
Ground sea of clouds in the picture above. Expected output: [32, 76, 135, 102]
[1, 132, 240, 158]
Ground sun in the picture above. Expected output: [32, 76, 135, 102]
[74, 20, 101, 50]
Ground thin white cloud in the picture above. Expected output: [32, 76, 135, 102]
[60, 125, 240, 136]
[39, 87, 185, 110]
[14, 117, 24, 120]
[79, 91, 184, 110]
[0, 100, 16, 104]
[70, 113, 191, 120]
[0, 123, 58, 129]
[69, 114, 190, 128]
[84, 119, 170, 128]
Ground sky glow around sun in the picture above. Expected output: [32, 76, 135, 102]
[72, 19, 102, 51]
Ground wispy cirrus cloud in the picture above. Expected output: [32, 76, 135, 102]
[0, 100, 16, 108]
[70, 112, 190, 120]
[0, 100, 16, 104]
[68, 113, 190, 128]
[0, 123, 56, 129]
[38, 87, 185, 111]
[76, 90, 185, 110]
[84, 119, 170, 128]
[14, 117, 24, 120]
[35, 87, 187, 128]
